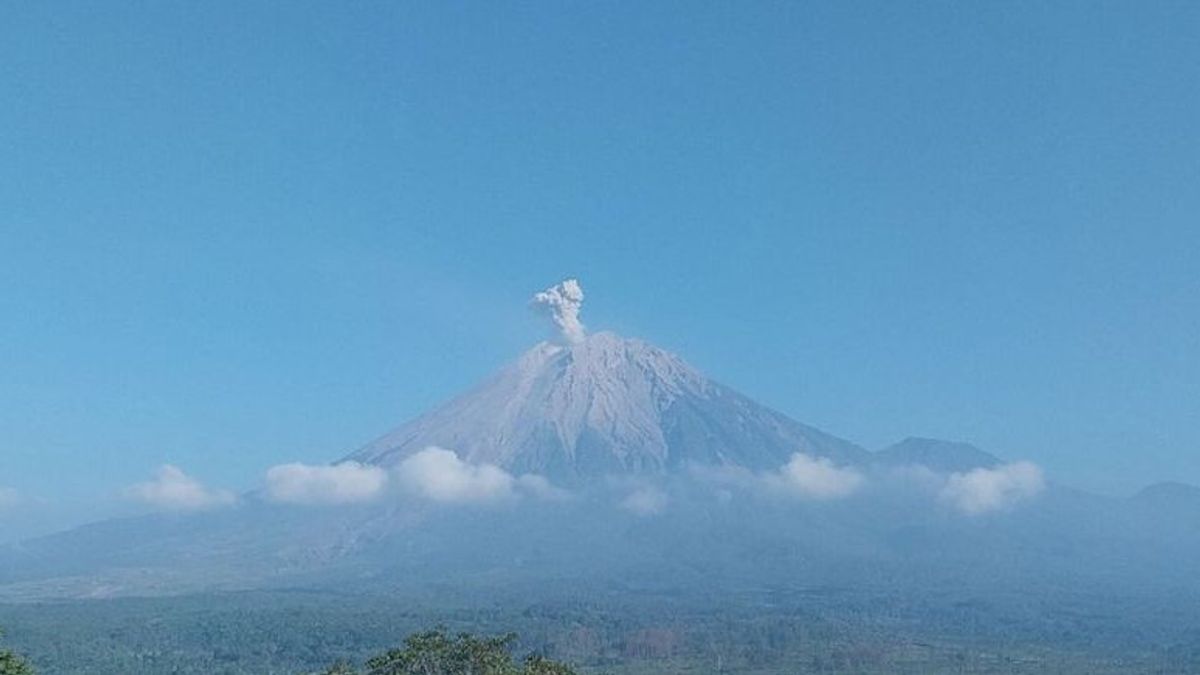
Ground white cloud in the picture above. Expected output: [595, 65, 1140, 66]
[620, 486, 668, 516]
[516, 473, 571, 501]
[124, 465, 236, 511]
[764, 453, 865, 500]
[395, 447, 516, 504]
[690, 454, 865, 501]
[265, 461, 388, 505]
[263, 450, 565, 507]
[939, 461, 1045, 515]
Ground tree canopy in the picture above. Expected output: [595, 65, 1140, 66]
[0, 630, 34, 675]
[322, 628, 577, 675]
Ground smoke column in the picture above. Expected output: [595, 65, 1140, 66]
[531, 279, 586, 344]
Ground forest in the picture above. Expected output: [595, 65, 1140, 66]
[3, 584, 1200, 674]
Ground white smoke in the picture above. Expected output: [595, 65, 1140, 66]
[531, 279, 586, 344]
[265, 461, 388, 505]
[939, 461, 1045, 515]
[124, 465, 236, 511]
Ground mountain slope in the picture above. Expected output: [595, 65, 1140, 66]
[346, 332, 868, 481]
[1132, 481, 1200, 512]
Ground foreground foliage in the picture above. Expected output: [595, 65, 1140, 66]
[0, 630, 34, 675]
[321, 629, 575, 675]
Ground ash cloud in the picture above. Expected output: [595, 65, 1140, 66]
[531, 279, 586, 344]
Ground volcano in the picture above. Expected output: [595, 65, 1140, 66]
[8, 280, 1171, 607]
[346, 331, 868, 482]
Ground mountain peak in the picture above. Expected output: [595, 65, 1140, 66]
[874, 437, 1001, 473]
[346, 331, 867, 482]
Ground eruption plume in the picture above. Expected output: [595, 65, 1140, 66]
[531, 279, 586, 344]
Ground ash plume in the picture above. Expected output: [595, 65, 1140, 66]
[531, 278, 586, 344]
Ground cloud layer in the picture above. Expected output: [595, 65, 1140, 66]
[265, 461, 388, 505]
[939, 462, 1046, 515]
[767, 453, 865, 500]
[696, 452, 1047, 515]
[516, 473, 571, 501]
[698, 453, 865, 501]
[395, 447, 517, 504]
[124, 465, 236, 511]
[263, 448, 563, 507]
[531, 279, 586, 344]
[620, 486, 668, 516]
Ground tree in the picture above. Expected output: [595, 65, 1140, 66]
[521, 654, 576, 675]
[0, 629, 34, 675]
[330, 628, 576, 675]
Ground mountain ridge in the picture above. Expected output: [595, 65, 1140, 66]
[874, 437, 1001, 473]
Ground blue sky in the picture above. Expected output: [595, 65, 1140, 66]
[2, 2, 1198, 538]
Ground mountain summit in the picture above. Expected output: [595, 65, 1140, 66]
[346, 331, 867, 482]
[874, 437, 1001, 473]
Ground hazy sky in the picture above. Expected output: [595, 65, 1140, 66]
[2, 2, 1198, 538]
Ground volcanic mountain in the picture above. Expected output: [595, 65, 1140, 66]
[346, 331, 868, 482]
[4, 282, 1197, 609]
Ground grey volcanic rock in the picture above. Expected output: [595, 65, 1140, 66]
[874, 437, 1000, 473]
[347, 332, 868, 481]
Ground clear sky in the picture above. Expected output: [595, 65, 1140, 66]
[2, 2, 1198, 539]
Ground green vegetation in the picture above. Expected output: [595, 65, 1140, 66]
[0, 630, 34, 675]
[2, 587, 1199, 674]
[325, 628, 576, 675]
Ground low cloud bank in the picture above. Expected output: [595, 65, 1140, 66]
[395, 447, 517, 504]
[620, 486, 668, 516]
[124, 465, 236, 511]
[516, 473, 571, 501]
[939, 462, 1046, 515]
[766, 453, 865, 500]
[265, 461, 388, 505]
[698, 453, 865, 501]
[695, 452, 1045, 515]
[264, 448, 564, 507]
